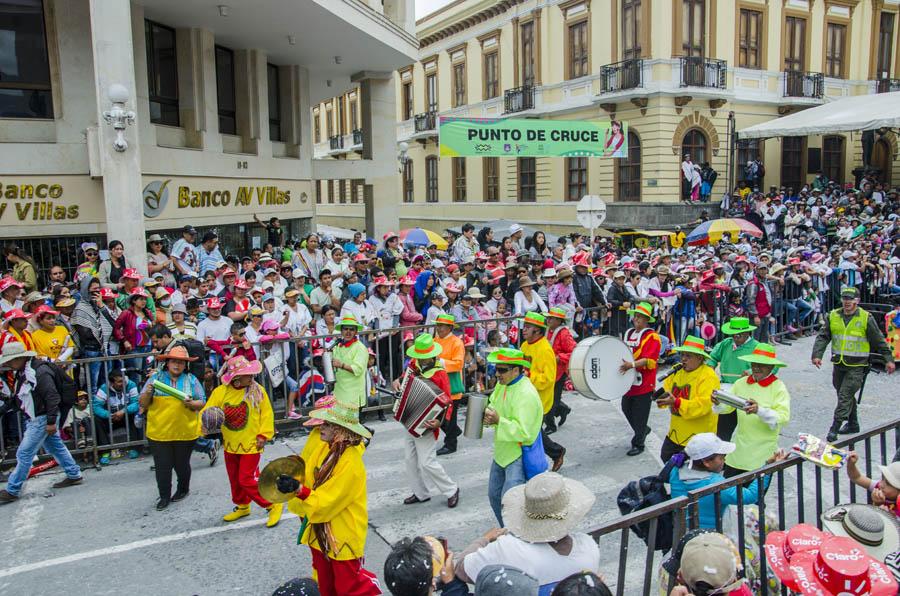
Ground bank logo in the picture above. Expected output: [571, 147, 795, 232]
[142, 179, 170, 218]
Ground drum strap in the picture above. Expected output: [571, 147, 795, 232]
[625, 327, 652, 349]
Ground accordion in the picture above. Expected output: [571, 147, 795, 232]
[392, 373, 451, 437]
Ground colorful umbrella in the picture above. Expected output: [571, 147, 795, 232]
[686, 218, 763, 246]
[398, 228, 448, 250]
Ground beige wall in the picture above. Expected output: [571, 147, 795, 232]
[318, 0, 900, 231]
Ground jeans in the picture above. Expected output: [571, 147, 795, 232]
[81, 349, 103, 394]
[488, 456, 526, 526]
[6, 415, 82, 496]
[125, 345, 152, 385]
[193, 437, 215, 454]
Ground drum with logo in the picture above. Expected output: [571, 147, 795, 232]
[568, 335, 635, 401]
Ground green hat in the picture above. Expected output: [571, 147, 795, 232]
[673, 335, 709, 357]
[522, 311, 546, 329]
[487, 347, 531, 369]
[434, 313, 456, 327]
[626, 301, 656, 323]
[406, 333, 443, 360]
[840, 287, 859, 299]
[308, 403, 371, 439]
[738, 343, 786, 367]
[547, 307, 568, 320]
[721, 316, 757, 335]
[337, 315, 364, 330]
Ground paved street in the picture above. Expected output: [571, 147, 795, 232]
[1, 336, 897, 596]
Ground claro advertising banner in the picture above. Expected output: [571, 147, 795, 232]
[439, 117, 628, 158]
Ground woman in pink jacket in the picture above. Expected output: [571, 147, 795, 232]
[398, 275, 423, 328]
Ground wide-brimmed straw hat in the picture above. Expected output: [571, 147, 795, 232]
[721, 316, 757, 335]
[157, 345, 198, 362]
[821, 503, 900, 561]
[308, 403, 371, 439]
[502, 472, 595, 543]
[303, 395, 336, 427]
[466, 286, 486, 300]
[739, 343, 786, 367]
[406, 333, 443, 360]
[0, 342, 36, 366]
[556, 268, 574, 281]
[221, 355, 263, 384]
[626, 301, 656, 323]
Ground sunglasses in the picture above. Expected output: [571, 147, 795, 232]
[86, 252, 98, 256]
[495, 366, 512, 374]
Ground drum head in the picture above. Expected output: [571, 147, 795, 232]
[572, 336, 635, 401]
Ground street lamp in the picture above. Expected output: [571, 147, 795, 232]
[398, 141, 409, 173]
[102, 83, 136, 152]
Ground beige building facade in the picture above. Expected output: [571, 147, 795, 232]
[0, 0, 416, 272]
[316, 0, 900, 235]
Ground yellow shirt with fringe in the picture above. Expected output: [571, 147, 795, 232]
[202, 383, 274, 454]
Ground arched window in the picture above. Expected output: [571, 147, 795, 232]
[617, 131, 641, 201]
[682, 129, 708, 164]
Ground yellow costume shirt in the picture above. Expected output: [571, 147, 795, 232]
[203, 382, 274, 454]
[662, 364, 720, 447]
[32, 326, 72, 361]
[287, 443, 368, 560]
[145, 371, 204, 442]
[520, 336, 557, 414]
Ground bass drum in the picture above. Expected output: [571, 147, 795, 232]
[569, 335, 635, 401]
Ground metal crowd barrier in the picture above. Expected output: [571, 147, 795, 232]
[587, 419, 900, 596]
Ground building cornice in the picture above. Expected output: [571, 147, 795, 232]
[419, 0, 525, 49]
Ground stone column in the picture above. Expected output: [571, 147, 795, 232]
[355, 72, 400, 239]
[89, 0, 147, 273]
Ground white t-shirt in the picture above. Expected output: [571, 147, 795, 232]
[463, 533, 600, 594]
[196, 315, 232, 343]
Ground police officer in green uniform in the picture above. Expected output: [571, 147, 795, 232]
[811, 287, 895, 441]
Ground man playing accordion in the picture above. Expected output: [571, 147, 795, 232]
[392, 334, 460, 509]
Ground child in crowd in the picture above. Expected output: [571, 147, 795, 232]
[846, 452, 899, 517]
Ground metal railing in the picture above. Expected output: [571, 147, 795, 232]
[587, 418, 900, 595]
[876, 77, 900, 94]
[503, 85, 534, 113]
[680, 56, 727, 89]
[329, 134, 345, 151]
[352, 128, 363, 146]
[414, 111, 437, 133]
[784, 70, 824, 99]
[0, 313, 531, 467]
[601, 59, 643, 93]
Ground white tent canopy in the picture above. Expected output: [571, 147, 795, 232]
[316, 223, 359, 241]
[737, 92, 900, 139]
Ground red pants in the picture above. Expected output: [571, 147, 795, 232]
[224, 452, 271, 508]
[310, 547, 381, 596]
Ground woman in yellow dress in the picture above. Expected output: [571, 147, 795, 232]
[138, 346, 206, 510]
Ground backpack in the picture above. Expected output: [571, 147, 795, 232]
[37, 361, 78, 407]
[616, 459, 678, 551]
[173, 338, 207, 381]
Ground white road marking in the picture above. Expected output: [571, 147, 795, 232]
[0, 511, 297, 579]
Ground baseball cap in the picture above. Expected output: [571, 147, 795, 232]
[181, 225, 197, 234]
[679, 533, 742, 593]
[685, 432, 736, 461]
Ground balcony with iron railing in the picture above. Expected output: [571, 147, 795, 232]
[352, 128, 363, 146]
[876, 77, 900, 93]
[784, 70, 824, 99]
[679, 56, 727, 89]
[414, 111, 437, 133]
[329, 134, 345, 151]
[504, 85, 535, 113]
[601, 59, 643, 94]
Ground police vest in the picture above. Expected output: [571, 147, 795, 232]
[829, 308, 870, 367]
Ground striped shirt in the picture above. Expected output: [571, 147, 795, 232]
[198, 246, 224, 276]
[167, 321, 198, 340]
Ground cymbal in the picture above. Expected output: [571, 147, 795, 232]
[258, 455, 305, 503]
